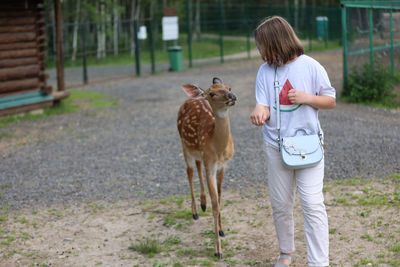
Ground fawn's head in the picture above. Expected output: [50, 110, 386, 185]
[181, 77, 237, 110]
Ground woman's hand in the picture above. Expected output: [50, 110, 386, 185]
[250, 104, 270, 126]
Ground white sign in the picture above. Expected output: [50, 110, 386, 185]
[162, 16, 179, 41]
[138, 25, 147, 40]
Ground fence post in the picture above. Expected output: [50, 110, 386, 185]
[245, 1, 251, 59]
[81, 22, 88, 84]
[341, 4, 348, 89]
[390, 9, 394, 75]
[324, 12, 328, 48]
[148, 19, 155, 74]
[219, 0, 224, 63]
[368, 8, 374, 70]
[133, 19, 141, 76]
[308, 5, 312, 52]
[186, 0, 193, 68]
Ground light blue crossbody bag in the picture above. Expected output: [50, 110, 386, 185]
[274, 65, 324, 170]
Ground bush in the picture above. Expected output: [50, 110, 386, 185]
[342, 64, 400, 105]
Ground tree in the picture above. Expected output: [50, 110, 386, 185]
[71, 0, 81, 62]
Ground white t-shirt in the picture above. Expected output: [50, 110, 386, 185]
[255, 54, 336, 148]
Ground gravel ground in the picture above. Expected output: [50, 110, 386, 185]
[1, 50, 399, 209]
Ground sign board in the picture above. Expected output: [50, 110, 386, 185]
[162, 16, 178, 41]
[138, 25, 147, 40]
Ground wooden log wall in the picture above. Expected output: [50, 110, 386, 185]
[0, 0, 52, 97]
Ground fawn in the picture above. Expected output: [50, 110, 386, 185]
[177, 77, 237, 259]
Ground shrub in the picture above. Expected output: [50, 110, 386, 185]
[342, 64, 400, 105]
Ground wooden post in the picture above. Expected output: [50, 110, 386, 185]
[54, 0, 65, 91]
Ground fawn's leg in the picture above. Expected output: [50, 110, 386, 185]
[217, 166, 225, 237]
[186, 165, 199, 220]
[205, 162, 222, 259]
[196, 160, 207, 212]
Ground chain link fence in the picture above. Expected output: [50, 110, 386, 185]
[45, 2, 341, 88]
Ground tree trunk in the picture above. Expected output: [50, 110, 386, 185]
[113, 0, 119, 56]
[71, 0, 81, 62]
[96, 1, 101, 59]
[284, 0, 289, 20]
[301, 0, 306, 30]
[194, 0, 201, 40]
[101, 1, 106, 59]
[130, 0, 136, 56]
[294, 0, 299, 32]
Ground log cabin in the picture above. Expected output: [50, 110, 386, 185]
[0, 0, 68, 117]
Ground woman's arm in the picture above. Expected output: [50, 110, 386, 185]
[250, 104, 270, 126]
[287, 89, 336, 109]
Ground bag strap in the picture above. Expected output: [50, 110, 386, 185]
[274, 65, 281, 150]
[273, 65, 324, 148]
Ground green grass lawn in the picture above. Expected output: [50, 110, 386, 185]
[0, 90, 115, 130]
[46, 36, 338, 69]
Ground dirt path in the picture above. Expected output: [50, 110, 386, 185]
[1, 176, 399, 267]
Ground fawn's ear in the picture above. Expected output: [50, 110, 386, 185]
[181, 84, 205, 98]
[213, 77, 223, 84]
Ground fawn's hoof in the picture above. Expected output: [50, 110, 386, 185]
[192, 214, 199, 220]
[219, 230, 225, 237]
[214, 253, 222, 259]
[201, 204, 206, 212]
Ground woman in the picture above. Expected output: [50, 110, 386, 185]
[250, 16, 336, 267]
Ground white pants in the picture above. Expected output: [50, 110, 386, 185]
[264, 142, 329, 267]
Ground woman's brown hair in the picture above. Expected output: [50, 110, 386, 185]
[254, 16, 304, 66]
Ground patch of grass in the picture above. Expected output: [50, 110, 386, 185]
[0, 184, 12, 190]
[360, 233, 374, 242]
[162, 216, 176, 227]
[0, 132, 13, 139]
[389, 245, 400, 253]
[359, 209, 371, 218]
[163, 209, 194, 227]
[176, 248, 197, 257]
[48, 37, 257, 70]
[163, 236, 181, 246]
[200, 260, 213, 266]
[129, 238, 162, 255]
[0, 90, 116, 129]
[304, 39, 341, 53]
[153, 261, 167, 267]
[244, 261, 259, 266]
[201, 230, 215, 239]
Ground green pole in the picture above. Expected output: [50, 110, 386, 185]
[324, 16, 328, 49]
[368, 8, 374, 70]
[149, 18, 155, 74]
[186, 0, 192, 68]
[219, 0, 224, 63]
[81, 22, 88, 84]
[341, 5, 348, 90]
[133, 19, 140, 76]
[390, 9, 394, 75]
[245, 1, 251, 59]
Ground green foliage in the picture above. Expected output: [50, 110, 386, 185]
[342, 64, 400, 108]
[129, 238, 162, 255]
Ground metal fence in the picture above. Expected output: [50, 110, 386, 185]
[45, 2, 341, 88]
[341, 1, 400, 91]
